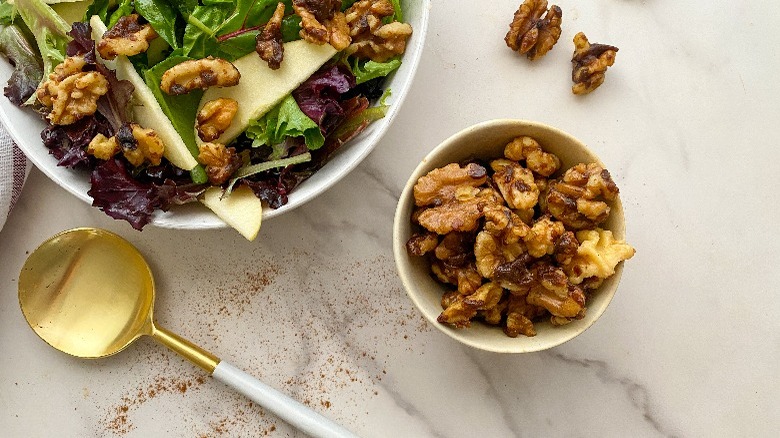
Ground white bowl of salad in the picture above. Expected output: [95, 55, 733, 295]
[0, 0, 429, 240]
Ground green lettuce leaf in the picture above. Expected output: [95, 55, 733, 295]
[13, 0, 70, 105]
[142, 56, 203, 160]
[83, 0, 110, 23]
[351, 57, 401, 84]
[107, 0, 133, 27]
[135, 0, 180, 49]
[246, 95, 325, 152]
[0, 1, 15, 26]
[183, 0, 294, 60]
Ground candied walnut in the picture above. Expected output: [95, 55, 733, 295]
[256, 2, 286, 69]
[483, 205, 530, 244]
[413, 162, 487, 207]
[36, 56, 108, 125]
[491, 159, 540, 210]
[434, 232, 475, 266]
[565, 228, 635, 285]
[492, 254, 534, 293]
[523, 215, 565, 258]
[119, 123, 165, 167]
[417, 187, 502, 234]
[346, 21, 412, 62]
[431, 261, 482, 296]
[196, 98, 239, 142]
[524, 262, 585, 320]
[406, 231, 438, 256]
[160, 57, 240, 95]
[345, 0, 412, 62]
[474, 230, 526, 279]
[544, 162, 619, 230]
[553, 230, 579, 265]
[97, 14, 158, 60]
[437, 294, 478, 328]
[480, 298, 507, 325]
[513, 207, 535, 225]
[293, 0, 351, 50]
[504, 136, 561, 177]
[571, 32, 619, 95]
[198, 142, 242, 185]
[463, 282, 504, 311]
[504, 294, 546, 337]
[504, 0, 562, 60]
[86, 133, 119, 160]
[441, 290, 461, 309]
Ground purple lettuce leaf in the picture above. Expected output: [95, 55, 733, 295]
[88, 158, 162, 230]
[95, 62, 134, 131]
[292, 64, 356, 136]
[41, 114, 112, 168]
[66, 22, 96, 64]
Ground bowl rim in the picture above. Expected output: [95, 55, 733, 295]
[392, 119, 626, 353]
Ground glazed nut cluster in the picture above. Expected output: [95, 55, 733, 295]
[36, 56, 109, 125]
[406, 137, 635, 337]
[97, 14, 158, 60]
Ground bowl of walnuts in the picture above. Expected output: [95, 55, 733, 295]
[393, 119, 635, 353]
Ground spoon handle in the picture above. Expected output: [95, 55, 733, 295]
[212, 361, 360, 438]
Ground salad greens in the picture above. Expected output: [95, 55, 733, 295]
[0, 23, 43, 105]
[0, 0, 411, 231]
[246, 95, 325, 154]
[13, 0, 70, 105]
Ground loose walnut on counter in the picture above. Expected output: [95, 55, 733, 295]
[36, 56, 109, 125]
[198, 142, 242, 185]
[97, 14, 158, 60]
[505, 0, 563, 60]
[544, 162, 618, 230]
[293, 0, 351, 50]
[256, 2, 286, 69]
[160, 57, 240, 95]
[571, 32, 619, 95]
[196, 98, 239, 142]
[345, 0, 412, 62]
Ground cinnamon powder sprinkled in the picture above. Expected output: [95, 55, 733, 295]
[98, 253, 431, 436]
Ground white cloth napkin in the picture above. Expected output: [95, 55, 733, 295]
[0, 122, 30, 231]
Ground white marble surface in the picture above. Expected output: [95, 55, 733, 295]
[2, 0, 779, 436]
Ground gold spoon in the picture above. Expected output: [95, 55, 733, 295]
[18, 227, 357, 438]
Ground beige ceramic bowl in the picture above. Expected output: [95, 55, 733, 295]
[393, 119, 627, 353]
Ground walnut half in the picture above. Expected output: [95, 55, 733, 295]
[345, 0, 412, 62]
[160, 57, 240, 95]
[256, 2, 286, 69]
[198, 142, 242, 185]
[505, 0, 563, 60]
[571, 32, 619, 95]
[97, 14, 158, 60]
[196, 98, 239, 142]
[36, 56, 108, 125]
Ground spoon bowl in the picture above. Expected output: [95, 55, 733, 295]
[18, 228, 355, 438]
[19, 228, 154, 358]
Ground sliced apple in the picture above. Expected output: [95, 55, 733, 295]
[90, 16, 198, 171]
[200, 186, 263, 241]
[197, 40, 337, 145]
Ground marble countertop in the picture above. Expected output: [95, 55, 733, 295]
[1, 1, 778, 436]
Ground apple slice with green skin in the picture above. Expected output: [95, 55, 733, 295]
[90, 16, 199, 171]
[201, 185, 263, 241]
[197, 40, 337, 146]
